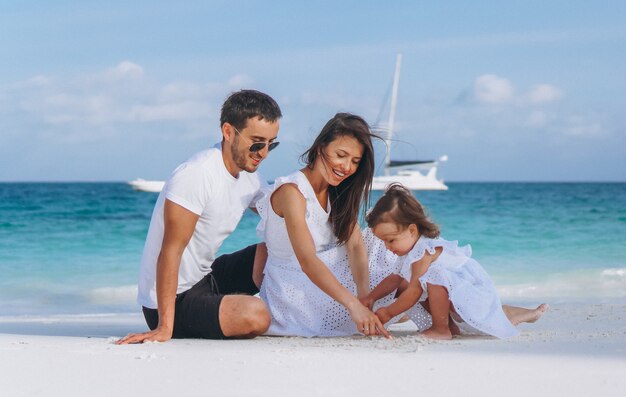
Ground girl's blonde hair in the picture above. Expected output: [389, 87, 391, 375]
[366, 183, 440, 238]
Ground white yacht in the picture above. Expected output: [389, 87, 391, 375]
[128, 178, 165, 193]
[372, 54, 448, 191]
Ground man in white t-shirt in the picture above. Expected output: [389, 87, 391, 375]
[118, 90, 281, 343]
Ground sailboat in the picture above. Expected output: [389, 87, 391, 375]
[371, 54, 448, 191]
[129, 54, 447, 193]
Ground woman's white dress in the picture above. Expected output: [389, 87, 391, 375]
[257, 171, 400, 337]
[396, 236, 518, 339]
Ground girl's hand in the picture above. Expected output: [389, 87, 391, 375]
[358, 295, 375, 310]
[347, 301, 391, 339]
[375, 307, 393, 325]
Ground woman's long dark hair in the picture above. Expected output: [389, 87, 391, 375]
[301, 113, 378, 245]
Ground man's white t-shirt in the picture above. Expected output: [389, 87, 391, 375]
[137, 143, 266, 309]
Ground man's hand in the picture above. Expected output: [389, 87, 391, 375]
[116, 326, 173, 345]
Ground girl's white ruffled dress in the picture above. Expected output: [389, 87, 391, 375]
[257, 171, 399, 337]
[396, 236, 518, 339]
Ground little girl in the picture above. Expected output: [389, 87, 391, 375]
[363, 184, 546, 339]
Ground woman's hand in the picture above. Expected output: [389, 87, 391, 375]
[347, 300, 391, 339]
[116, 325, 173, 345]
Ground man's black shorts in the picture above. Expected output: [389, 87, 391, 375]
[142, 244, 259, 339]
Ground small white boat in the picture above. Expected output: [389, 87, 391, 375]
[372, 156, 448, 191]
[372, 54, 448, 191]
[128, 178, 165, 193]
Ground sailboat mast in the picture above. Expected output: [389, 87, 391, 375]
[385, 53, 402, 172]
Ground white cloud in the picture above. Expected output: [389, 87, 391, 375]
[104, 61, 145, 80]
[526, 84, 564, 104]
[564, 116, 602, 136]
[473, 74, 515, 104]
[299, 91, 377, 113]
[159, 82, 205, 102]
[228, 74, 255, 87]
[4, 61, 238, 128]
[0, 61, 260, 151]
[129, 101, 210, 122]
[24, 75, 53, 87]
[467, 75, 564, 107]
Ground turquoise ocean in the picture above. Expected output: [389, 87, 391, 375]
[1, 182, 625, 317]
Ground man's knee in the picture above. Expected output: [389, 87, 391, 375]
[244, 298, 271, 335]
[220, 296, 270, 337]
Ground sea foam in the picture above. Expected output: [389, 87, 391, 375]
[497, 267, 626, 302]
[85, 285, 137, 305]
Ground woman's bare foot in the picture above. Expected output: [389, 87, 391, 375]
[421, 326, 453, 340]
[503, 304, 549, 326]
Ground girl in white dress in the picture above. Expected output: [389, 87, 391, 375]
[363, 184, 547, 339]
[257, 113, 396, 338]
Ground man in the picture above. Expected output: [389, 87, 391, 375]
[118, 90, 281, 343]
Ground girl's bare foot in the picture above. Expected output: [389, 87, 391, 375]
[503, 303, 549, 326]
[397, 314, 410, 323]
[449, 318, 461, 336]
[421, 326, 452, 340]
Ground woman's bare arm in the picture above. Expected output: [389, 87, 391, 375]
[345, 225, 369, 298]
[272, 184, 389, 338]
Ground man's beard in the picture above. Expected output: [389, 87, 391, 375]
[231, 136, 256, 172]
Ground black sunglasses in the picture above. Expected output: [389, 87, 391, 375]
[234, 127, 280, 153]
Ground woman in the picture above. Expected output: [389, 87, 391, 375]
[257, 113, 396, 337]
[257, 113, 547, 338]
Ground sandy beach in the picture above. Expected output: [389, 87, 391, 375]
[1, 302, 625, 397]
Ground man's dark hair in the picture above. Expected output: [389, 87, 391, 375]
[220, 89, 282, 129]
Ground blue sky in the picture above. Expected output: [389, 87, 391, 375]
[1, 1, 625, 182]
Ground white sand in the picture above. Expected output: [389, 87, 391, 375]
[1, 303, 625, 397]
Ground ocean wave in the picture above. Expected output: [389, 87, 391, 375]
[85, 285, 137, 305]
[496, 267, 626, 301]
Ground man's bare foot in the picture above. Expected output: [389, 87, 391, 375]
[503, 303, 549, 326]
[421, 326, 452, 340]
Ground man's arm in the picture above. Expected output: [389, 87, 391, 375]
[117, 199, 199, 344]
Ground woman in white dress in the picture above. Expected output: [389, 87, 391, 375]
[257, 113, 395, 337]
[257, 114, 547, 338]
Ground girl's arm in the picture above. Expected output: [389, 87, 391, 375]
[360, 274, 404, 309]
[375, 248, 442, 324]
[272, 184, 390, 338]
[375, 259, 428, 324]
[345, 225, 369, 298]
